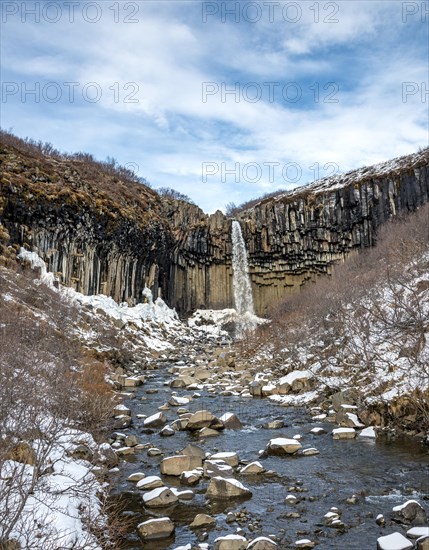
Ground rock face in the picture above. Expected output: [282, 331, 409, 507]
[2, 141, 428, 315]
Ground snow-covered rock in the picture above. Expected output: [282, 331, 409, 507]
[206, 477, 252, 499]
[377, 532, 413, 550]
[332, 427, 356, 439]
[160, 455, 202, 476]
[137, 517, 174, 540]
[213, 534, 248, 549]
[266, 437, 302, 455]
[142, 487, 178, 507]
[392, 500, 428, 524]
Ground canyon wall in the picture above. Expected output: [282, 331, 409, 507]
[1, 141, 428, 316]
[169, 150, 429, 315]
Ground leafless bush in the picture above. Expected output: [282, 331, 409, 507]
[157, 186, 195, 204]
[0, 264, 117, 545]
[244, 203, 429, 428]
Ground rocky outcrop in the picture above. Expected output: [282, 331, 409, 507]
[1, 139, 428, 315]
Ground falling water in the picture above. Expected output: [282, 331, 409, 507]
[231, 220, 254, 317]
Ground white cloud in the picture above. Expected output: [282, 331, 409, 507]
[1, 0, 427, 212]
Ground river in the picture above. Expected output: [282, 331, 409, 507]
[110, 362, 429, 549]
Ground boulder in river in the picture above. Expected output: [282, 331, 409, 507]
[263, 419, 284, 429]
[127, 472, 145, 482]
[332, 428, 356, 440]
[204, 459, 234, 478]
[220, 412, 243, 429]
[392, 500, 428, 525]
[181, 443, 206, 459]
[407, 527, 429, 539]
[170, 375, 195, 388]
[186, 409, 218, 430]
[240, 461, 264, 474]
[210, 451, 239, 467]
[137, 517, 174, 540]
[190, 513, 216, 528]
[213, 534, 247, 549]
[137, 475, 163, 490]
[377, 532, 413, 550]
[206, 476, 252, 499]
[180, 468, 203, 486]
[143, 412, 167, 428]
[294, 540, 315, 549]
[143, 487, 178, 507]
[160, 454, 203, 476]
[198, 427, 220, 437]
[247, 537, 279, 549]
[266, 437, 302, 455]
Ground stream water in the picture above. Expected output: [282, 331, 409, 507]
[111, 366, 429, 550]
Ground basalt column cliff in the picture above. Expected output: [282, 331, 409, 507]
[1, 138, 428, 316]
[170, 149, 429, 315]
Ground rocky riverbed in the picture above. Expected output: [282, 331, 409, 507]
[107, 344, 429, 550]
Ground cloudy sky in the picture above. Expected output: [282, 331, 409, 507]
[1, 0, 428, 212]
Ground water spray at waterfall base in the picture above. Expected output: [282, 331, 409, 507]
[231, 220, 261, 339]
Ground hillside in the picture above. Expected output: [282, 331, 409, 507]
[238, 203, 429, 435]
[1, 131, 428, 316]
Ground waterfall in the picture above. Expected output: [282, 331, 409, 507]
[231, 220, 254, 317]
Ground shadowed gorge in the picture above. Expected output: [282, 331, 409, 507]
[1, 136, 428, 315]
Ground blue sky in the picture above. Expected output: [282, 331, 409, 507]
[1, 0, 428, 212]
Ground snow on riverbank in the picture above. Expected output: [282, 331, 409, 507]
[17, 248, 226, 352]
[0, 424, 106, 549]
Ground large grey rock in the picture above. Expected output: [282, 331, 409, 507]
[332, 428, 356, 440]
[190, 513, 216, 528]
[137, 517, 174, 540]
[143, 412, 167, 428]
[204, 459, 234, 478]
[393, 500, 428, 525]
[142, 487, 178, 507]
[170, 376, 195, 388]
[160, 454, 203, 476]
[240, 461, 264, 474]
[220, 412, 243, 429]
[214, 534, 247, 550]
[180, 469, 203, 486]
[210, 451, 239, 467]
[266, 437, 302, 455]
[181, 443, 206, 459]
[136, 476, 163, 490]
[249, 381, 263, 397]
[186, 410, 221, 431]
[206, 476, 252, 499]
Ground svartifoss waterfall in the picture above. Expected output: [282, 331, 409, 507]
[231, 220, 255, 336]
